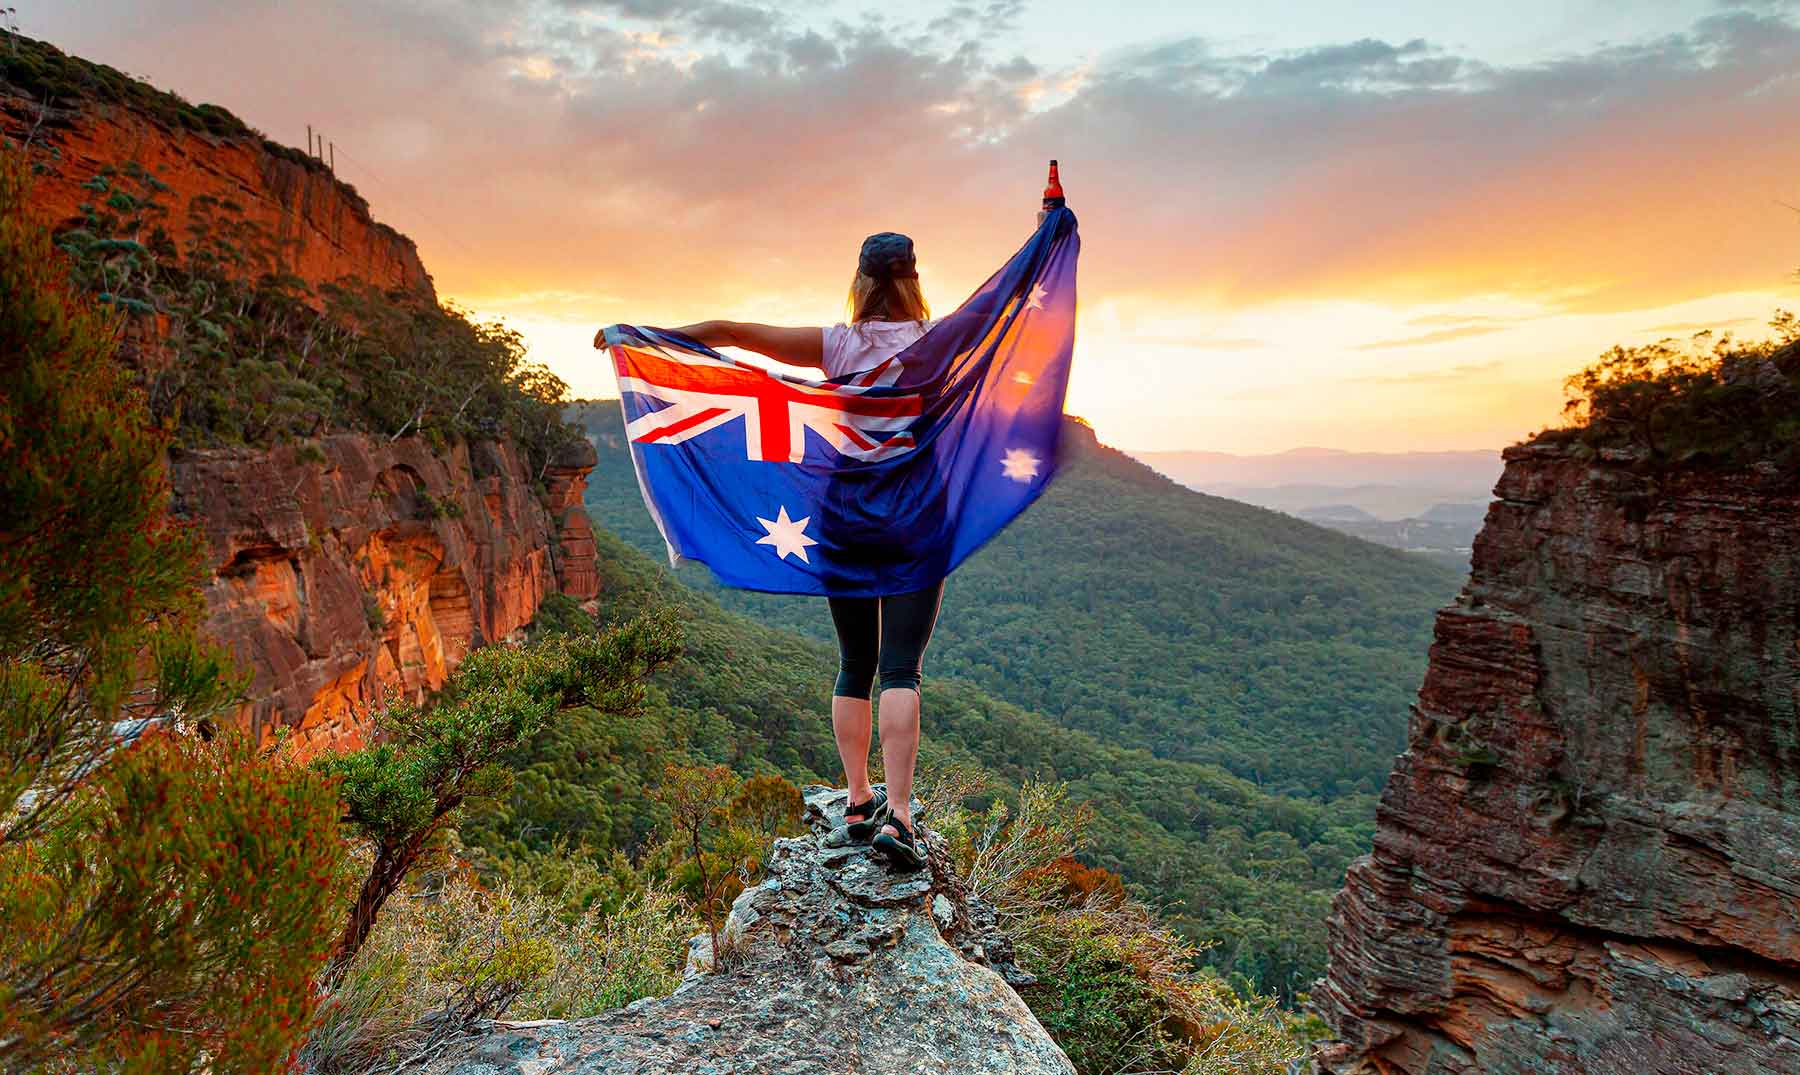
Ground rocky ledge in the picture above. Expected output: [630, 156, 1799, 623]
[424, 786, 1073, 1075]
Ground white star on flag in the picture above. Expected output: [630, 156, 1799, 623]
[1000, 448, 1041, 483]
[755, 505, 818, 563]
[1025, 283, 1049, 311]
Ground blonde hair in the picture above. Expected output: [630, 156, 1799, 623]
[847, 270, 929, 327]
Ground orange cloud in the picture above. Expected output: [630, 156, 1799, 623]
[30, 2, 1800, 450]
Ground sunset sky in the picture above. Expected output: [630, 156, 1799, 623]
[29, 0, 1800, 452]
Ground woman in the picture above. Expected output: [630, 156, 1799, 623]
[604, 232, 939, 870]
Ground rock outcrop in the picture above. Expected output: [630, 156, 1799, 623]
[423, 786, 1073, 1075]
[3, 39, 593, 753]
[2, 58, 431, 299]
[172, 433, 597, 756]
[1316, 439, 1800, 1074]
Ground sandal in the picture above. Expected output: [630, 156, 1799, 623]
[843, 788, 889, 842]
[871, 814, 928, 871]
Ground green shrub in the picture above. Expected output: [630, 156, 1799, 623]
[0, 142, 345, 1071]
[1550, 312, 1800, 468]
[1, 733, 351, 1072]
[362, 591, 387, 633]
[935, 778, 1305, 1074]
[46, 158, 586, 472]
[318, 612, 682, 968]
[417, 492, 466, 521]
[301, 869, 694, 1073]
[1022, 903, 1301, 1075]
[526, 591, 595, 639]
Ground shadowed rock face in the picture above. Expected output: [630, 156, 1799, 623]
[423, 786, 1073, 1075]
[1317, 440, 1800, 1074]
[171, 434, 597, 756]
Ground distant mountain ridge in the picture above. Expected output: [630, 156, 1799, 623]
[1130, 447, 1501, 506]
[1131, 446, 1502, 566]
[1295, 502, 1486, 569]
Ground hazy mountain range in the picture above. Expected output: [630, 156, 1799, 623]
[1130, 447, 1503, 565]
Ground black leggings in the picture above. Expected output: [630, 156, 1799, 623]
[827, 581, 945, 699]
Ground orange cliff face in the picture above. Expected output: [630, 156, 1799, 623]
[1, 88, 432, 300]
[171, 435, 600, 758]
[4, 52, 600, 755]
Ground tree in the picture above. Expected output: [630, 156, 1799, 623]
[1557, 313, 1800, 467]
[652, 763, 744, 967]
[0, 145, 346, 1071]
[729, 773, 804, 838]
[319, 612, 682, 970]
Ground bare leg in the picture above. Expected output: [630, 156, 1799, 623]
[877, 687, 921, 832]
[832, 694, 874, 805]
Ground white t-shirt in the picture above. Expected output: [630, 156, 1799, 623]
[820, 319, 934, 380]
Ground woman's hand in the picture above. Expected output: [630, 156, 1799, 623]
[592, 326, 609, 350]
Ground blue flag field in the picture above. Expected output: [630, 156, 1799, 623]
[603, 206, 1079, 597]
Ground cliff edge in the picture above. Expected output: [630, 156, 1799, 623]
[1, 35, 432, 299]
[420, 786, 1074, 1075]
[1316, 438, 1800, 1073]
[3, 34, 603, 752]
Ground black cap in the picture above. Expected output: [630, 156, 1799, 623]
[858, 232, 917, 280]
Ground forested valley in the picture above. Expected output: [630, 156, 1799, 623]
[552, 401, 1464, 1000]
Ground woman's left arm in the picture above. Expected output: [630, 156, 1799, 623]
[595, 320, 825, 368]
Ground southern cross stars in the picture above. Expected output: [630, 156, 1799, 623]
[1025, 283, 1049, 311]
[1000, 448, 1041, 482]
[756, 505, 818, 563]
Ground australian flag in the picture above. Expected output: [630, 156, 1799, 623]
[603, 206, 1079, 597]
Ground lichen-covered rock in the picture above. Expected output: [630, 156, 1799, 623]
[1316, 439, 1800, 1074]
[421, 786, 1072, 1075]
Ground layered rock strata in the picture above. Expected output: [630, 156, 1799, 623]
[1317, 439, 1800, 1074]
[423, 786, 1073, 1075]
[171, 434, 597, 756]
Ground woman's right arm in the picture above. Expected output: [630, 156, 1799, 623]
[662, 320, 828, 368]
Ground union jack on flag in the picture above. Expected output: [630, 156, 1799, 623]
[603, 204, 1080, 598]
[614, 335, 921, 464]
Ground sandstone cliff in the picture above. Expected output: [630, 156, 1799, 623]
[422, 786, 1073, 1075]
[1317, 439, 1800, 1074]
[171, 434, 599, 757]
[2, 39, 431, 299]
[3, 37, 599, 752]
